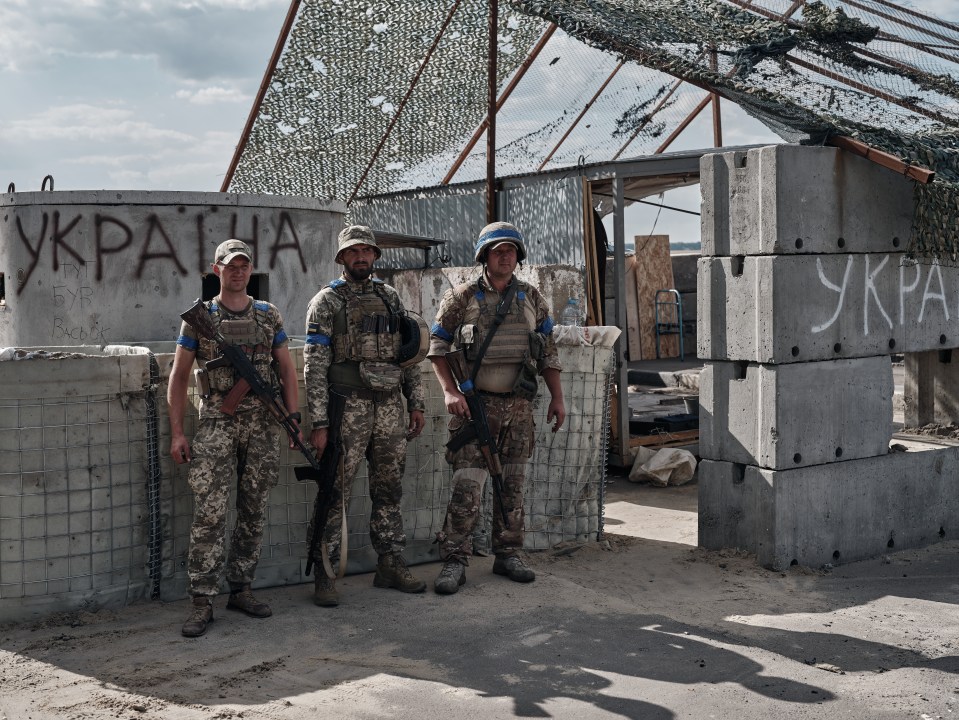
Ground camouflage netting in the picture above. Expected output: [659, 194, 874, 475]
[229, 0, 959, 259]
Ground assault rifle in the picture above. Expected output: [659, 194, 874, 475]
[444, 349, 511, 528]
[179, 298, 338, 575]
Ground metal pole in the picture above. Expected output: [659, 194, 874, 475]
[710, 49, 723, 147]
[612, 175, 630, 465]
[443, 24, 556, 185]
[349, 0, 463, 203]
[486, 0, 498, 223]
[538, 60, 625, 172]
[221, 0, 301, 192]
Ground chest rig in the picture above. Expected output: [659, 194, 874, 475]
[455, 279, 538, 393]
[329, 279, 403, 391]
[200, 299, 275, 394]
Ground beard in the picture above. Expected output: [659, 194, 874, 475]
[345, 264, 373, 282]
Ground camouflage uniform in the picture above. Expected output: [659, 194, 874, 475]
[176, 297, 288, 597]
[428, 273, 561, 563]
[303, 276, 425, 567]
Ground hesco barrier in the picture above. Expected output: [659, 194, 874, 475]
[0, 341, 613, 623]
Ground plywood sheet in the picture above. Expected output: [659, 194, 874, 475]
[632, 235, 679, 359]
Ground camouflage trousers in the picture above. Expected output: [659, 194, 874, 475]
[437, 394, 534, 564]
[307, 390, 409, 569]
[186, 410, 280, 597]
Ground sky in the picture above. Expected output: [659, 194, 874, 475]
[1, 0, 957, 247]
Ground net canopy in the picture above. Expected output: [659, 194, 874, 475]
[228, 0, 959, 259]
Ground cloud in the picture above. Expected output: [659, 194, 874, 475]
[0, 1, 288, 79]
[1, 104, 195, 143]
[175, 86, 250, 105]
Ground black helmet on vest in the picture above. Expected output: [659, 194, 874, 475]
[397, 312, 430, 368]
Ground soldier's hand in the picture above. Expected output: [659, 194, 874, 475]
[445, 390, 470, 418]
[311, 427, 329, 455]
[170, 434, 192, 464]
[547, 398, 566, 432]
[289, 420, 304, 450]
[407, 410, 425, 440]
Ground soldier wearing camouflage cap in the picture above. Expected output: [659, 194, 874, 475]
[428, 221, 566, 595]
[302, 225, 427, 606]
[167, 239, 301, 637]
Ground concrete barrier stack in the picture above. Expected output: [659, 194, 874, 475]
[697, 144, 959, 570]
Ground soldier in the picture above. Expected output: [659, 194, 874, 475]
[429, 221, 566, 594]
[168, 238, 301, 637]
[303, 225, 427, 606]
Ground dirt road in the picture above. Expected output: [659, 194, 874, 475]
[2, 506, 958, 720]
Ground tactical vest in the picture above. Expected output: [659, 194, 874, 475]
[328, 280, 403, 390]
[454, 279, 538, 393]
[200, 298, 276, 394]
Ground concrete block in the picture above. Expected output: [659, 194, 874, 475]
[1, 191, 345, 347]
[701, 145, 912, 257]
[698, 254, 959, 363]
[700, 357, 893, 469]
[699, 446, 959, 570]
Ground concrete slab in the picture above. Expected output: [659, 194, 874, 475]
[698, 254, 959, 363]
[700, 356, 893, 469]
[699, 440, 959, 570]
[701, 145, 913, 257]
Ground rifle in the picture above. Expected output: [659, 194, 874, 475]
[179, 298, 339, 574]
[303, 391, 345, 577]
[444, 348, 511, 528]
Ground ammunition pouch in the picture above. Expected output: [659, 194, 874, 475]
[359, 361, 402, 391]
[193, 367, 211, 399]
[511, 361, 539, 401]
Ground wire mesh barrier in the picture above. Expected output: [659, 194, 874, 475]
[0, 351, 153, 615]
[0, 342, 613, 618]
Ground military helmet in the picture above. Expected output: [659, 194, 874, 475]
[397, 312, 430, 368]
[474, 221, 527, 263]
[335, 225, 381, 264]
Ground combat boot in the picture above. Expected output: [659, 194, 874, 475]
[434, 559, 467, 595]
[493, 553, 536, 583]
[181, 596, 214, 637]
[226, 583, 272, 618]
[373, 553, 426, 593]
[312, 574, 339, 607]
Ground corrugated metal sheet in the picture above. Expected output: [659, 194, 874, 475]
[353, 174, 585, 268]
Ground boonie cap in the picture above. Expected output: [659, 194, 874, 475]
[336, 225, 381, 264]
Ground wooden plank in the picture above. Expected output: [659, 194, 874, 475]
[624, 255, 642, 360]
[629, 429, 699, 447]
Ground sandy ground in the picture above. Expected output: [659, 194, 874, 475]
[2, 475, 958, 720]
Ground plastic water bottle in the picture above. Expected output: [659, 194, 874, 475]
[560, 297, 583, 326]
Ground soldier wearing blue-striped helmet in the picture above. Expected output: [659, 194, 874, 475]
[473, 221, 528, 264]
